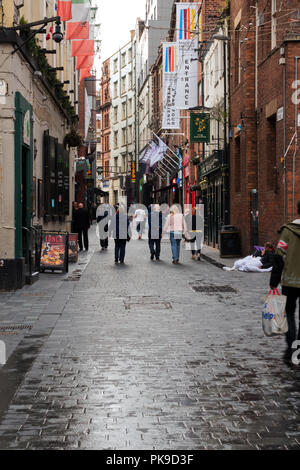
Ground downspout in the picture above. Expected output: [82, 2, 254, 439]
[293, 56, 299, 220]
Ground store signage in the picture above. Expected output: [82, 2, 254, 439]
[131, 161, 136, 183]
[277, 107, 284, 122]
[190, 112, 210, 143]
[68, 234, 79, 263]
[40, 232, 69, 273]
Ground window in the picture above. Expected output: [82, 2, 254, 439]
[271, 0, 277, 49]
[128, 125, 133, 144]
[113, 58, 118, 73]
[114, 131, 118, 149]
[128, 72, 132, 89]
[128, 98, 133, 116]
[113, 106, 118, 123]
[122, 102, 126, 120]
[121, 52, 126, 68]
[105, 160, 110, 178]
[266, 115, 277, 191]
[114, 82, 118, 98]
[121, 76, 126, 94]
[122, 128, 126, 146]
[128, 48, 132, 63]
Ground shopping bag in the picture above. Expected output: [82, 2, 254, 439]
[262, 289, 288, 337]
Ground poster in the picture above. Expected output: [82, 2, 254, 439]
[68, 234, 79, 263]
[162, 42, 180, 129]
[40, 232, 69, 273]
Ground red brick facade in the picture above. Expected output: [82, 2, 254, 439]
[100, 59, 111, 181]
[230, 0, 300, 254]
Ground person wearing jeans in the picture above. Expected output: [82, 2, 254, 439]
[148, 204, 163, 261]
[163, 205, 187, 264]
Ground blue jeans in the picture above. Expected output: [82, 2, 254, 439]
[170, 232, 182, 261]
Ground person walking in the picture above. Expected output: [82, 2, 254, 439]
[148, 204, 163, 261]
[186, 207, 203, 261]
[163, 205, 187, 264]
[74, 203, 90, 251]
[111, 206, 131, 264]
[96, 204, 110, 251]
[134, 207, 146, 239]
[270, 200, 300, 364]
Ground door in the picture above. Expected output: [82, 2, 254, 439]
[21, 146, 31, 274]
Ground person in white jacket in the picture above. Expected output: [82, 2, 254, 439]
[163, 205, 188, 264]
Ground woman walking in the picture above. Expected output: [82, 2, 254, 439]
[163, 205, 187, 264]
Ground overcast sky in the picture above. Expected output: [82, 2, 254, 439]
[96, 0, 146, 68]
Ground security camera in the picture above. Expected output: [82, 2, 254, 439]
[53, 22, 63, 44]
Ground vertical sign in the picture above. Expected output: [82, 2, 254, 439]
[68, 234, 79, 263]
[190, 112, 210, 143]
[63, 149, 70, 216]
[131, 160, 136, 183]
[175, 3, 199, 109]
[162, 43, 180, 129]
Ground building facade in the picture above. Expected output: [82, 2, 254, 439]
[229, 0, 300, 254]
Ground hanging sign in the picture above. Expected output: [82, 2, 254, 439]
[190, 112, 210, 143]
[131, 161, 136, 183]
[175, 3, 199, 109]
[40, 231, 69, 273]
[68, 234, 79, 263]
[162, 43, 180, 129]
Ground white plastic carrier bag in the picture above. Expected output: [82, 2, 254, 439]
[262, 289, 288, 337]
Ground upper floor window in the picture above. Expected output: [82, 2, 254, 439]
[271, 0, 277, 49]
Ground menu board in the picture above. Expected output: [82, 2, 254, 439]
[40, 232, 69, 273]
[68, 234, 78, 263]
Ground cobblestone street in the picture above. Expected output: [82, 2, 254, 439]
[0, 228, 300, 450]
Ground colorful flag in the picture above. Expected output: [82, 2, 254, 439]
[66, 0, 90, 40]
[162, 43, 180, 130]
[72, 39, 94, 56]
[76, 55, 94, 70]
[57, 0, 72, 22]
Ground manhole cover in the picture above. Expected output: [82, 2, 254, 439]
[0, 324, 33, 335]
[190, 282, 238, 294]
[124, 296, 172, 310]
[64, 270, 82, 282]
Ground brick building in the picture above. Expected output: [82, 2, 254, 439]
[230, 0, 300, 254]
[99, 58, 111, 201]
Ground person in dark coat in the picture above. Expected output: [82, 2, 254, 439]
[74, 203, 90, 251]
[71, 201, 78, 234]
[148, 204, 163, 261]
[97, 204, 110, 251]
[111, 206, 131, 264]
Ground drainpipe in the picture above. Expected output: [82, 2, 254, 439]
[293, 56, 299, 220]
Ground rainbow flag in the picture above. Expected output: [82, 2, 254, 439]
[164, 45, 177, 73]
[177, 3, 197, 41]
[66, 0, 90, 40]
[57, 0, 72, 22]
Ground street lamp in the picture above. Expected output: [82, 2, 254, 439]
[10, 17, 63, 55]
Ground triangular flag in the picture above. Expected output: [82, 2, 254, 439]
[57, 0, 72, 22]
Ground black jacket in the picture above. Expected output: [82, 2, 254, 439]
[148, 209, 163, 240]
[74, 208, 90, 230]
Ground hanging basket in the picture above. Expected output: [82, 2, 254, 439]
[63, 130, 82, 149]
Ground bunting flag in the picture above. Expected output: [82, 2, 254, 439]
[66, 0, 90, 40]
[76, 55, 94, 70]
[80, 68, 92, 81]
[72, 39, 94, 56]
[57, 0, 72, 22]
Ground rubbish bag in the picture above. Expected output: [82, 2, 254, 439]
[262, 289, 288, 337]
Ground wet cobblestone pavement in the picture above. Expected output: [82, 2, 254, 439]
[0, 228, 300, 450]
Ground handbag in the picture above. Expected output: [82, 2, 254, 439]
[262, 288, 288, 336]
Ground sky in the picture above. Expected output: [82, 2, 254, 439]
[95, 0, 146, 69]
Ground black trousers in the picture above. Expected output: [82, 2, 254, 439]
[282, 286, 300, 350]
[114, 240, 126, 262]
[77, 228, 89, 251]
[100, 237, 108, 249]
[149, 239, 161, 258]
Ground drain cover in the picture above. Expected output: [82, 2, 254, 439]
[0, 324, 33, 335]
[124, 296, 172, 310]
[190, 282, 238, 294]
[64, 270, 82, 282]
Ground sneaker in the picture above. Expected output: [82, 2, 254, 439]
[223, 266, 235, 271]
[156, 257, 160, 261]
[115, 259, 118, 264]
[151, 254, 155, 261]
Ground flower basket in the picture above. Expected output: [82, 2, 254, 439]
[63, 130, 82, 149]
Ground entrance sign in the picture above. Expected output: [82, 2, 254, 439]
[40, 231, 69, 273]
[162, 43, 180, 129]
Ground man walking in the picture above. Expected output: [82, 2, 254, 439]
[75, 203, 90, 251]
[148, 204, 163, 261]
[270, 201, 300, 363]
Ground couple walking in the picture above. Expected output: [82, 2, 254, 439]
[148, 205, 203, 264]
